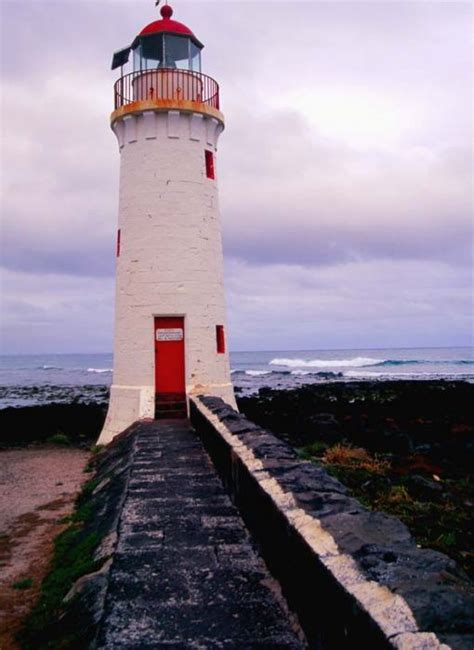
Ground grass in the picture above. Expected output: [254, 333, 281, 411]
[83, 451, 102, 473]
[45, 433, 71, 446]
[323, 443, 390, 475]
[297, 440, 328, 460]
[298, 441, 474, 577]
[76, 478, 100, 503]
[17, 476, 104, 650]
[90, 444, 104, 455]
[13, 578, 34, 590]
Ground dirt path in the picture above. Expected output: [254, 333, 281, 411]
[0, 447, 90, 650]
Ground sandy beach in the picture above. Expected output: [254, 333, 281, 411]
[0, 447, 90, 649]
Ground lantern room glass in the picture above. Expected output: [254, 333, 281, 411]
[190, 42, 201, 72]
[133, 34, 201, 72]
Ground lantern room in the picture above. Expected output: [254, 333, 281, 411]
[111, 3, 220, 114]
[112, 4, 203, 73]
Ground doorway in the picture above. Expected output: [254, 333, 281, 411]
[154, 316, 186, 419]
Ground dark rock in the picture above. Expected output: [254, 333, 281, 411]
[0, 402, 106, 447]
[243, 435, 298, 460]
[299, 492, 366, 518]
[237, 379, 474, 470]
[319, 510, 412, 555]
[224, 417, 263, 435]
[386, 433, 414, 455]
[58, 566, 111, 647]
[400, 582, 474, 635]
[437, 633, 474, 650]
[414, 444, 433, 455]
[354, 544, 474, 634]
[355, 543, 466, 585]
[307, 413, 342, 444]
[198, 395, 224, 410]
[406, 475, 443, 501]
[264, 463, 349, 495]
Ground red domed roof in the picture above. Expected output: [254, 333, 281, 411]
[139, 4, 203, 48]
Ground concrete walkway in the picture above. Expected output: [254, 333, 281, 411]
[98, 420, 305, 648]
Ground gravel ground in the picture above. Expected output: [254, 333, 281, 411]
[0, 447, 90, 649]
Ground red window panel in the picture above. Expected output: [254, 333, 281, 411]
[216, 325, 225, 354]
[116, 229, 121, 257]
[205, 150, 215, 179]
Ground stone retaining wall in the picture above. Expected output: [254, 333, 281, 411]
[190, 395, 474, 650]
[19, 423, 140, 648]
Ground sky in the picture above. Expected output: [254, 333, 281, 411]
[0, 0, 472, 353]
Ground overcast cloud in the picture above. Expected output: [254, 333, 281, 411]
[0, 0, 472, 353]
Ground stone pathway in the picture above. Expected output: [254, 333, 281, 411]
[98, 420, 305, 648]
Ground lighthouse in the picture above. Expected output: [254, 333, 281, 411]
[99, 3, 236, 444]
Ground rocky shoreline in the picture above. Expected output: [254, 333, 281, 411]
[1, 380, 472, 578]
[237, 380, 474, 578]
[237, 380, 474, 468]
[0, 402, 107, 448]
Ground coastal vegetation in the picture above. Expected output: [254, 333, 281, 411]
[0, 402, 106, 448]
[46, 433, 71, 446]
[300, 441, 473, 576]
[17, 476, 104, 649]
[238, 380, 474, 578]
[12, 578, 34, 591]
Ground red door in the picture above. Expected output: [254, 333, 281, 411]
[154, 317, 186, 419]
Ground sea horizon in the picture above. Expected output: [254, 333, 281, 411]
[1, 344, 471, 356]
[1, 346, 473, 408]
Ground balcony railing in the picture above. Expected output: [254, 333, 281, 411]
[114, 69, 220, 111]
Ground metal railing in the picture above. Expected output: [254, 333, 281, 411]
[114, 69, 220, 111]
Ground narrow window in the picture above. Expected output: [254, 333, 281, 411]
[116, 229, 121, 257]
[216, 325, 225, 354]
[205, 150, 215, 179]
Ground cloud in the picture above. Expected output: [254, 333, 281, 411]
[0, 1, 472, 351]
[220, 109, 472, 267]
[1, 65, 119, 275]
[1, 269, 114, 353]
[224, 257, 473, 350]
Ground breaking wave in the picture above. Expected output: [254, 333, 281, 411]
[270, 357, 474, 369]
[376, 359, 474, 367]
[36, 366, 113, 373]
[270, 357, 384, 368]
[344, 370, 472, 379]
[290, 370, 343, 378]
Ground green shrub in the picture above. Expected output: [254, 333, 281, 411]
[13, 578, 33, 590]
[18, 475, 104, 649]
[46, 433, 71, 446]
[90, 444, 104, 455]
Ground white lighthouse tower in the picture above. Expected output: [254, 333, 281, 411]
[99, 3, 235, 444]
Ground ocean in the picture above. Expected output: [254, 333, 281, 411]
[0, 347, 472, 408]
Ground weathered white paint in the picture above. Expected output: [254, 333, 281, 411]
[99, 108, 235, 444]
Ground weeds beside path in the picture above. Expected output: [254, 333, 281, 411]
[0, 447, 90, 649]
[298, 441, 473, 577]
